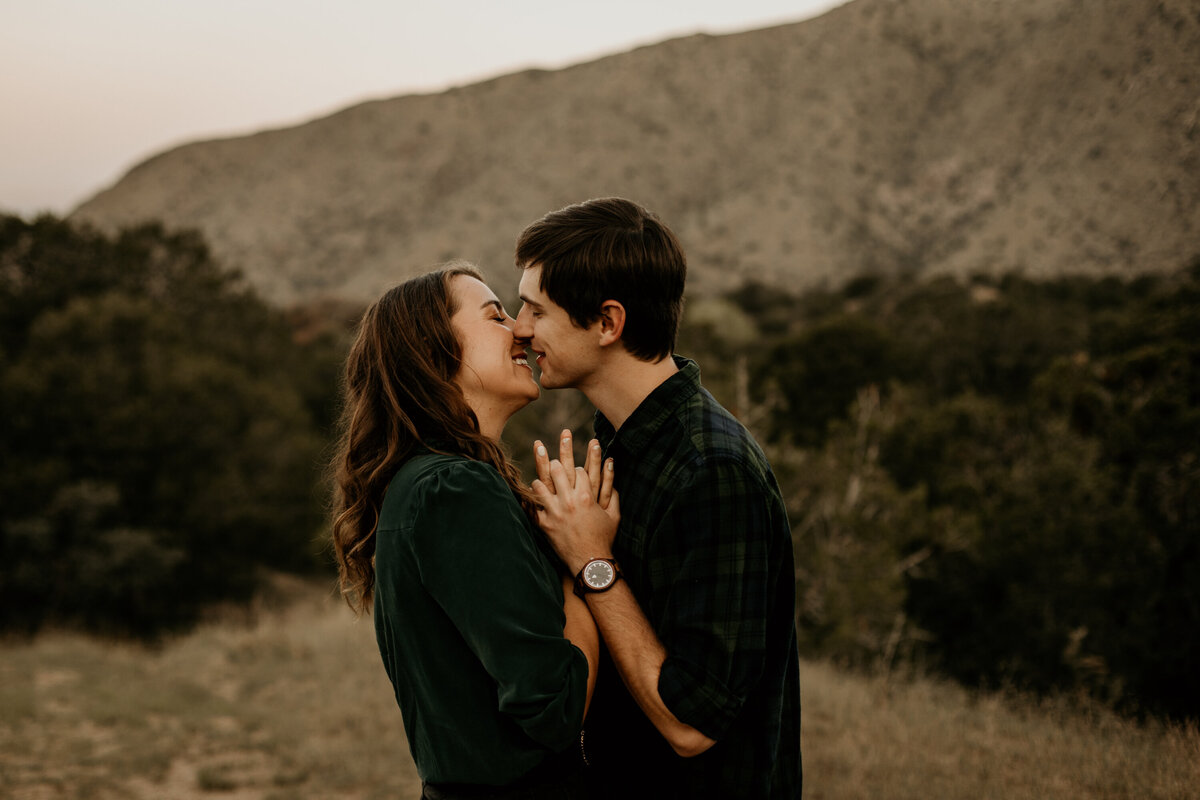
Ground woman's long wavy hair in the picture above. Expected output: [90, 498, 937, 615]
[330, 264, 538, 614]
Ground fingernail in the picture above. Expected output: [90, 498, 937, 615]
[593, 443, 601, 452]
[537, 445, 546, 456]
[606, 459, 614, 471]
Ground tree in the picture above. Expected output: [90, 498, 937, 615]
[0, 215, 328, 637]
[759, 315, 900, 446]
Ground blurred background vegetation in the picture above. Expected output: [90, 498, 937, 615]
[0, 215, 349, 637]
[1, 212, 1196, 724]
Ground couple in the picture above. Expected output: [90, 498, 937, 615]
[331, 198, 802, 799]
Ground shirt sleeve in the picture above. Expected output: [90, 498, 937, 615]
[408, 459, 588, 752]
[654, 456, 774, 741]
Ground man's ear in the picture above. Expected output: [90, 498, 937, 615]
[597, 300, 626, 347]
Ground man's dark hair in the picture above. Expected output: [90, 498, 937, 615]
[515, 197, 687, 362]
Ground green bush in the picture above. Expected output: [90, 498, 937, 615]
[0, 215, 330, 637]
[689, 263, 1200, 719]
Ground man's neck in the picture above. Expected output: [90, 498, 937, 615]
[581, 354, 678, 431]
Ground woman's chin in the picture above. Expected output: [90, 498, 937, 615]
[507, 389, 539, 418]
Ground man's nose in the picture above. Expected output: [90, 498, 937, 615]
[513, 306, 532, 339]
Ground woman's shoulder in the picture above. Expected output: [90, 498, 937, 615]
[380, 452, 512, 529]
[398, 451, 505, 490]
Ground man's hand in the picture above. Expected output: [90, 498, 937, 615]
[531, 429, 619, 574]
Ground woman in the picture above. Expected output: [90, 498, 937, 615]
[330, 264, 609, 799]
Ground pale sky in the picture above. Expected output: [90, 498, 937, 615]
[1, 0, 848, 217]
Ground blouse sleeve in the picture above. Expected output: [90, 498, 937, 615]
[407, 459, 588, 752]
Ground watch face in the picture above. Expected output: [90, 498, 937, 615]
[583, 560, 615, 590]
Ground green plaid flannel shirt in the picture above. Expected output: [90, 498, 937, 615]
[585, 357, 802, 799]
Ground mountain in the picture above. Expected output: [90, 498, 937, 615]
[71, 0, 1200, 306]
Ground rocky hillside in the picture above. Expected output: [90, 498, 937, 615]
[72, 0, 1200, 306]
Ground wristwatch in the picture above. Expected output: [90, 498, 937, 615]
[573, 558, 623, 599]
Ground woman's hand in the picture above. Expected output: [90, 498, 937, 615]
[533, 429, 615, 509]
[531, 429, 619, 574]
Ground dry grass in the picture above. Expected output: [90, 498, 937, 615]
[0, 576, 419, 800]
[801, 661, 1199, 800]
[1, 578, 1196, 799]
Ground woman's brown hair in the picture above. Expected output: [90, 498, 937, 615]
[329, 263, 537, 614]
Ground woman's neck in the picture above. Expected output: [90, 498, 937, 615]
[467, 399, 515, 443]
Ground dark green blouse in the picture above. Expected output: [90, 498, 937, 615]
[373, 451, 588, 785]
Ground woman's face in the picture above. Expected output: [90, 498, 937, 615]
[449, 274, 540, 429]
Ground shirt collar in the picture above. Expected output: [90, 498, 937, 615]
[594, 355, 701, 454]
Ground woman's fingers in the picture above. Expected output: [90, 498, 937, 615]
[598, 458, 615, 509]
[533, 441, 552, 489]
[548, 458, 575, 497]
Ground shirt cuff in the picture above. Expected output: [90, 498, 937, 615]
[658, 655, 743, 740]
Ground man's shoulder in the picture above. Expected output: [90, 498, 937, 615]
[678, 386, 769, 471]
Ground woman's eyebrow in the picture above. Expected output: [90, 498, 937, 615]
[481, 299, 504, 313]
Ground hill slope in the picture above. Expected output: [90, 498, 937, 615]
[72, 0, 1200, 305]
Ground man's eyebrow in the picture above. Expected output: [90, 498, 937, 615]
[518, 294, 542, 308]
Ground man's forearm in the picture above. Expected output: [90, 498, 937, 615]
[586, 583, 717, 758]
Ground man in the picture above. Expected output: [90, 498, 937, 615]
[512, 197, 802, 799]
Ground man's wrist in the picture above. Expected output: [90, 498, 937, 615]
[573, 557, 623, 599]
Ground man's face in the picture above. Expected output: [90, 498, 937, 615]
[514, 265, 600, 391]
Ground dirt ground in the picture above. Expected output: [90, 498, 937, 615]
[0, 576, 422, 800]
